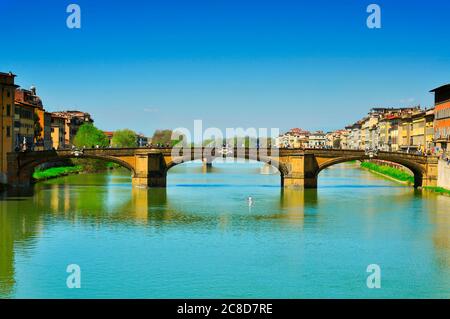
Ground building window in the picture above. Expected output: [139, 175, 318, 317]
[6, 104, 11, 116]
[7, 90, 10, 98]
[6, 126, 11, 137]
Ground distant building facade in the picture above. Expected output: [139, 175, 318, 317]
[308, 131, 326, 148]
[346, 122, 362, 150]
[343, 106, 434, 153]
[137, 133, 148, 147]
[275, 128, 310, 148]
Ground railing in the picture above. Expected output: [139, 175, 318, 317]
[19, 146, 430, 159]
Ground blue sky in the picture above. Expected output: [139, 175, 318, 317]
[1, 0, 449, 136]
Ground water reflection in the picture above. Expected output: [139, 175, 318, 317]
[423, 192, 450, 268]
[250, 188, 319, 227]
[0, 197, 43, 297]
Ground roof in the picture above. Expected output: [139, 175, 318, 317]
[430, 84, 450, 93]
[289, 128, 310, 134]
[103, 131, 114, 137]
[384, 114, 400, 120]
[50, 113, 66, 119]
[0, 71, 16, 77]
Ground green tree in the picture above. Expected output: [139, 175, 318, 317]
[73, 123, 109, 148]
[111, 129, 138, 148]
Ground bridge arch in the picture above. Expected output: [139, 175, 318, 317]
[14, 154, 137, 185]
[315, 155, 425, 188]
[166, 155, 290, 178]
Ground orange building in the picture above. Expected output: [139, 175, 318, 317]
[430, 84, 450, 153]
[0, 72, 18, 184]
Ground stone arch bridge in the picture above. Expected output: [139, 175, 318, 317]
[7, 148, 438, 188]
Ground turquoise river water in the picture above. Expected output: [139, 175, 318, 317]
[0, 161, 449, 298]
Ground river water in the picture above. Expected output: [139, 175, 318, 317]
[0, 161, 449, 298]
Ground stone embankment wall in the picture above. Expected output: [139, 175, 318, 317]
[438, 160, 450, 190]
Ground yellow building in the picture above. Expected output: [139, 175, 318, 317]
[397, 109, 434, 153]
[50, 114, 66, 149]
[275, 128, 310, 148]
[359, 117, 368, 148]
[0, 72, 18, 184]
[361, 114, 379, 149]
[425, 109, 435, 152]
[399, 114, 412, 151]
[411, 111, 426, 152]
[409, 109, 434, 153]
[387, 116, 401, 151]
[378, 117, 390, 151]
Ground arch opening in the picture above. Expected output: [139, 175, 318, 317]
[19, 154, 136, 185]
[315, 156, 425, 188]
[166, 156, 288, 177]
[166, 157, 287, 187]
